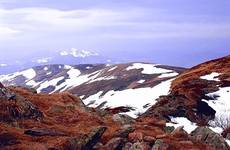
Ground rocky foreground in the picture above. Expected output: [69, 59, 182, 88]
[0, 82, 229, 150]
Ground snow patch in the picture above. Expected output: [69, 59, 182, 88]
[64, 65, 72, 69]
[108, 66, 117, 72]
[166, 117, 197, 134]
[209, 126, 223, 134]
[200, 72, 220, 81]
[126, 63, 173, 75]
[225, 139, 230, 146]
[137, 80, 145, 84]
[83, 78, 174, 118]
[67, 68, 81, 78]
[44, 67, 48, 71]
[20, 69, 36, 80]
[26, 80, 42, 87]
[158, 72, 179, 78]
[0, 68, 36, 83]
[88, 76, 116, 83]
[46, 72, 52, 75]
[86, 66, 92, 69]
[166, 117, 224, 134]
[202, 86, 230, 127]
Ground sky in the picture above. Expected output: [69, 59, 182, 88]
[0, 0, 230, 67]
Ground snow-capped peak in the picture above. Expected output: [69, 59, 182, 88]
[59, 48, 99, 58]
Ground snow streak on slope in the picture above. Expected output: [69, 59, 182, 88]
[83, 78, 174, 118]
[0, 68, 36, 83]
[37, 67, 115, 93]
[126, 63, 175, 75]
[200, 72, 220, 81]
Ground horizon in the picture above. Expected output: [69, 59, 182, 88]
[0, 0, 230, 73]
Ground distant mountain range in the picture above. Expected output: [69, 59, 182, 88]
[0, 48, 112, 74]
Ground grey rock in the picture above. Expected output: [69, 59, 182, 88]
[63, 126, 107, 150]
[24, 128, 67, 137]
[190, 127, 230, 150]
[104, 137, 125, 150]
[113, 114, 135, 125]
[113, 125, 135, 138]
[152, 139, 170, 150]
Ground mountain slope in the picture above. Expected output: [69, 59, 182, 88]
[140, 55, 230, 134]
[0, 82, 217, 150]
[0, 63, 185, 117]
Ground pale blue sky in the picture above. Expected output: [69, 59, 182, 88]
[0, 0, 230, 67]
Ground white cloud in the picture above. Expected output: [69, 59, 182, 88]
[0, 26, 20, 36]
[33, 57, 52, 63]
[60, 48, 98, 58]
[0, 63, 7, 67]
[0, 7, 230, 40]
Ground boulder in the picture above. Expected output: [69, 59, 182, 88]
[143, 136, 156, 144]
[113, 114, 135, 125]
[122, 142, 133, 150]
[24, 128, 67, 136]
[128, 131, 143, 142]
[190, 127, 230, 150]
[170, 126, 188, 139]
[129, 142, 151, 150]
[113, 125, 135, 138]
[152, 139, 170, 150]
[63, 126, 107, 150]
[0, 132, 19, 147]
[104, 137, 125, 150]
[0, 84, 16, 100]
[0, 87, 43, 122]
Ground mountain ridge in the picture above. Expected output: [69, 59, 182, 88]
[0, 62, 185, 117]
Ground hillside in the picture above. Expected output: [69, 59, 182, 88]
[0, 82, 221, 150]
[0, 63, 184, 117]
[141, 55, 230, 135]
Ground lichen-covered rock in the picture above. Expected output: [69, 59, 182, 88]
[0, 132, 19, 147]
[104, 137, 125, 150]
[24, 128, 67, 137]
[129, 142, 151, 150]
[63, 126, 107, 150]
[0, 85, 43, 122]
[190, 127, 230, 150]
[128, 131, 144, 142]
[113, 114, 135, 125]
[113, 125, 135, 138]
[152, 139, 170, 150]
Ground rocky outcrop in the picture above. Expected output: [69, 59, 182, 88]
[140, 55, 230, 125]
[63, 126, 107, 150]
[0, 83, 16, 100]
[103, 137, 126, 150]
[190, 127, 230, 150]
[0, 84, 43, 122]
[24, 128, 67, 137]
